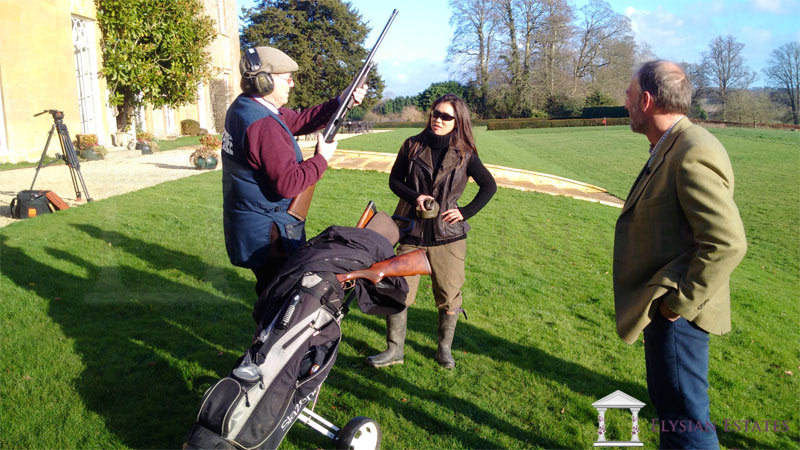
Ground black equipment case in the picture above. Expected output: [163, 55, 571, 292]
[10, 190, 52, 219]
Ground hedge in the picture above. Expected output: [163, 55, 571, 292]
[487, 117, 630, 130]
[582, 106, 628, 119]
[693, 120, 800, 130]
[372, 121, 427, 129]
[372, 119, 490, 129]
[180, 119, 201, 136]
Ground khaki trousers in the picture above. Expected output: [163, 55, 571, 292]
[397, 239, 466, 312]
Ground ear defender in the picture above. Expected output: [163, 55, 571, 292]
[244, 48, 274, 95]
[252, 72, 274, 95]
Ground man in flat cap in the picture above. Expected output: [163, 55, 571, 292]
[222, 46, 367, 296]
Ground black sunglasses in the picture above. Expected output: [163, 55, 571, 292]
[431, 110, 456, 122]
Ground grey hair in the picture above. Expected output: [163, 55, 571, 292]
[636, 60, 692, 115]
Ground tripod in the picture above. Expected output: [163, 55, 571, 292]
[31, 109, 92, 202]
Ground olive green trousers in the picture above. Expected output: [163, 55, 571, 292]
[397, 239, 466, 312]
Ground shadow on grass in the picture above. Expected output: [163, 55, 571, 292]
[152, 163, 195, 170]
[333, 336, 565, 449]
[351, 308, 778, 449]
[74, 223, 247, 299]
[2, 226, 773, 449]
[348, 310, 642, 447]
[0, 233, 254, 448]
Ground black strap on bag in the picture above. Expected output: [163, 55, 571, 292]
[9, 197, 18, 219]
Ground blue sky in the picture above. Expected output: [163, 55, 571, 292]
[237, 0, 800, 98]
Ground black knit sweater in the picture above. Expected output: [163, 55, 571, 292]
[389, 129, 497, 246]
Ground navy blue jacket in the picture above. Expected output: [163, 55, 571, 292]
[221, 96, 306, 268]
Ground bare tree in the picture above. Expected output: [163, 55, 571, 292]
[496, 0, 521, 84]
[517, 0, 547, 77]
[447, 0, 499, 115]
[684, 62, 712, 101]
[492, 0, 549, 116]
[702, 35, 756, 120]
[634, 42, 656, 66]
[573, 0, 633, 81]
[726, 90, 779, 125]
[764, 41, 800, 124]
[534, 0, 574, 99]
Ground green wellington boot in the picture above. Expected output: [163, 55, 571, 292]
[435, 310, 459, 369]
[366, 309, 407, 367]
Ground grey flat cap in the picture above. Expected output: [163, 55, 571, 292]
[240, 46, 299, 75]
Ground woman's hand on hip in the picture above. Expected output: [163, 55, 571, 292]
[442, 208, 463, 223]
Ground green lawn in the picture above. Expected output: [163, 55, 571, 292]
[1, 126, 797, 449]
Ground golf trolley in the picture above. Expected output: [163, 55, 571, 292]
[184, 203, 426, 450]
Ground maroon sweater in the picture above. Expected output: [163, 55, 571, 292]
[244, 97, 340, 198]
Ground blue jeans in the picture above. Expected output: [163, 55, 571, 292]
[644, 311, 720, 449]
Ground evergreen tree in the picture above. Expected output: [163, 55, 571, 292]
[241, 0, 384, 110]
[417, 81, 468, 111]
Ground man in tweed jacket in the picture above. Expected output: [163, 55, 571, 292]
[614, 60, 747, 449]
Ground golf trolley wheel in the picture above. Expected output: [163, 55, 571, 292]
[334, 416, 382, 450]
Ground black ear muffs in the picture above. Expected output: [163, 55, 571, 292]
[251, 72, 274, 95]
[244, 48, 274, 95]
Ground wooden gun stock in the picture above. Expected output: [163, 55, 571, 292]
[336, 249, 431, 285]
[287, 183, 316, 221]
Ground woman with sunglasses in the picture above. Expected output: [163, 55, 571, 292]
[367, 94, 497, 369]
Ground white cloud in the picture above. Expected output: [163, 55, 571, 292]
[378, 59, 451, 97]
[752, 0, 783, 12]
[739, 26, 773, 43]
[623, 6, 690, 51]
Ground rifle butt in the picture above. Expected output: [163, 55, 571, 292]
[336, 249, 431, 285]
[287, 183, 316, 221]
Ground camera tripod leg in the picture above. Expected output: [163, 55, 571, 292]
[31, 110, 93, 203]
[30, 124, 56, 190]
[56, 123, 93, 202]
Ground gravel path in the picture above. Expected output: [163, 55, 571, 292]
[0, 147, 206, 228]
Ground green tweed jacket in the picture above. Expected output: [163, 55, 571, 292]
[613, 117, 747, 344]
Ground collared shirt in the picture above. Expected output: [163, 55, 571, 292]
[646, 116, 684, 170]
[252, 96, 279, 115]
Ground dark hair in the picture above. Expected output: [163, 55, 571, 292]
[410, 94, 477, 160]
[636, 60, 692, 115]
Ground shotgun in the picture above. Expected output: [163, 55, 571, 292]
[287, 10, 398, 221]
[336, 249, 431, 286]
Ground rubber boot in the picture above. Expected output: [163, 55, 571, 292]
[366, 309, 407, 367]
[435, 310, 458, 369]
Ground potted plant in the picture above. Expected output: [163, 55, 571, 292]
[75, 134, 107, 161]
[135, 132, 158, 154]
[190, 134, 221, 169]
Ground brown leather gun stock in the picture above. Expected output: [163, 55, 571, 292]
[335, 249, 431, 287]
[287, 183, 315, 221]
